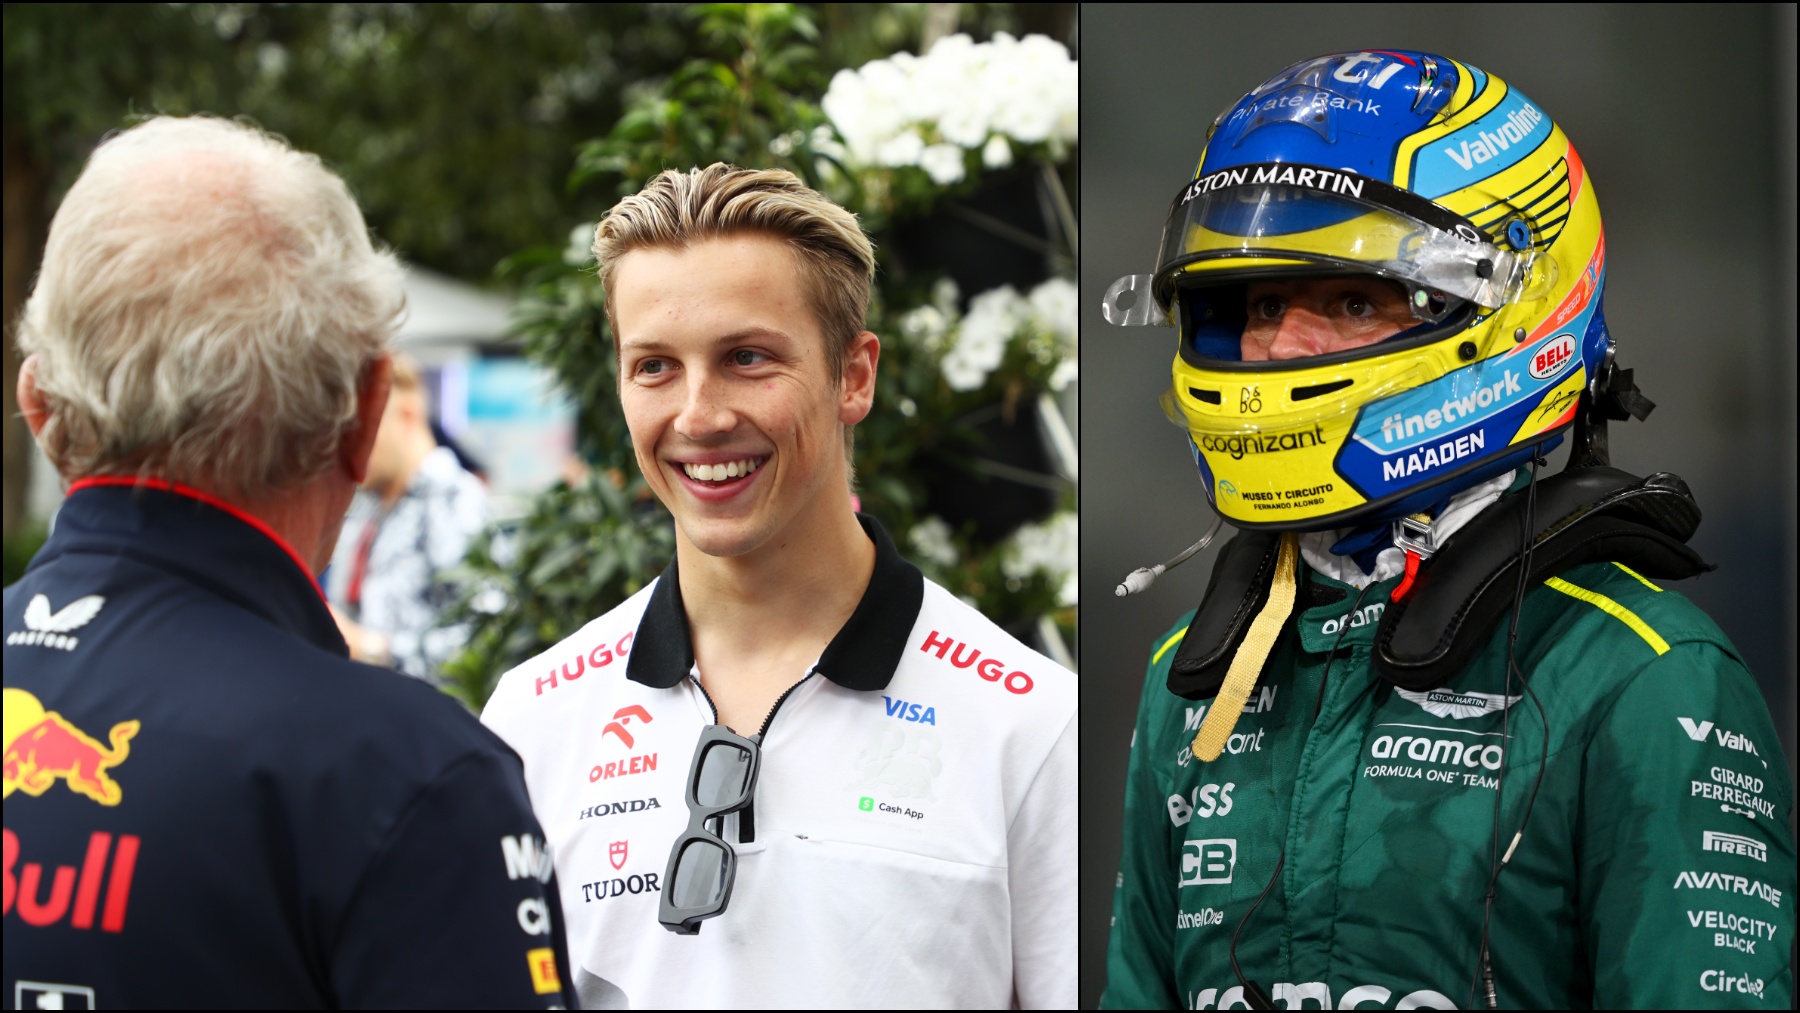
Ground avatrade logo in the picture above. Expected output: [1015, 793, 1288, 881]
[3, 689, 139, 806]
[1678, 718, 1764, 765]
[882, 696, 937, 725]
[7, 593, 105, 651]
[578, 797, 662, 821]
[1528, 333, 1577, 381]
[3, 828, 141, 933]
[1395, 688, 1519, 720]
[501, 834, 554, 883]
[534, 632, 634, 695]
[1179, 838, 1235, 887]
[918, 630, 1034, 694]
[602, 705, 653, 748]
[1702, 830, 1767, 863]
[1674, 870, 1783, 909]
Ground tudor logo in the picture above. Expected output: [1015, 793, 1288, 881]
[602, 705, 653, 748]
[609, 840, 628, 871]
[1529, 333, 1577, 381]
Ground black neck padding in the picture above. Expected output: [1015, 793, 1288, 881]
[1165, 467, 1713, 700]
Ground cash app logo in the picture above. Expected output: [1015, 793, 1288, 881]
[858, 796, 874, 811]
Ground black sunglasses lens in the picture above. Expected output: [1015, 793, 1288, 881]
[672, 838, 730, 909]
[694, 741, 753, 808]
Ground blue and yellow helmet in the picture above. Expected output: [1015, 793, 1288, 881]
[1104, 50, 1609, 531]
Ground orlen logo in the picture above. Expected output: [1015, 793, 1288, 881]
[536, 632, 635, 695]
[1528, 333, 1577, 381]
[3, 689, 139, 806]
[4, 828, 141, 933]
[602, 705, 653, 748]
[918, 631, 1033, 694]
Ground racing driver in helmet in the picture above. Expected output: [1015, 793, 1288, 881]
[1100, 51, 1794, 1009]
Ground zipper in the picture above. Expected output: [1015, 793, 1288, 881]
[687, 669, 816, 845]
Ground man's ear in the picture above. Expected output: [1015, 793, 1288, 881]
[16, 354, 49, 439]
[838, 331, 880, 426]
[342, 355, 393, 484]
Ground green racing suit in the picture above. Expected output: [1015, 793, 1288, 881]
[1103, 558, 1795, 1009]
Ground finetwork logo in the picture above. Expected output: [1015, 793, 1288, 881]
[8, 593, 105, 651]
[1179, 839, 1236, 887]
[1702, 830, 1767, 863]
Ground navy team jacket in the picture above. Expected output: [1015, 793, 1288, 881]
[3, 479, 574, 1009]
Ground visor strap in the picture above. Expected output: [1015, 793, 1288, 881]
[1192, 532, 1298, 761]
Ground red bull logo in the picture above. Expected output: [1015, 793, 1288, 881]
[3, 689, 139, 806]
[4, 828, 140, 932]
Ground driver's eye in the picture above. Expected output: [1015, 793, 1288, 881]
[1344, 294, 1373, 317]
[731, 349, 760, 366]
[1252, 296, 1285, 320]
[640, 360, 666, 375]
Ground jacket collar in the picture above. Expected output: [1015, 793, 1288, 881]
[36, 478, 346, 655]
[626, 513, 924, 692]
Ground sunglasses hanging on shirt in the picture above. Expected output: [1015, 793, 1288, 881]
[659, 725, 761, 935]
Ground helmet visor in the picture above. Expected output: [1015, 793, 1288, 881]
[1155, 163, 1521, 310]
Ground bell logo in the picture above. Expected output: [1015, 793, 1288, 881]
[602, 705, 653, 748]
[609, 840, 628, 871]
[1528, 333, 1577, 380]
[1179, 838, 1236, 886]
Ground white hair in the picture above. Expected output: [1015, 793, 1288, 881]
[18, 115, 404, 497]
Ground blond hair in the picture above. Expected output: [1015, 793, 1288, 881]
[18, 116, 404, 497]
[593, 164, 875, 381]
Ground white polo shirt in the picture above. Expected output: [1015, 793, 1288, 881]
[480, 517, 1077, 1009]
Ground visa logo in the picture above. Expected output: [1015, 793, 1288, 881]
[882, 696, 937, 725]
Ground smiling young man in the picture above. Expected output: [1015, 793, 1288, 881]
[480, 165, 1078, 1008]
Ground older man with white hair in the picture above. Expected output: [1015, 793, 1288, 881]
[3, 116, 574, 1008]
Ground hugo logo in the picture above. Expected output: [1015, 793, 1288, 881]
[536, 632, 635, 695]
[602, 706, 653, 748]
[917, 631, 1034, 694]
[1529, 333, 1577, 380]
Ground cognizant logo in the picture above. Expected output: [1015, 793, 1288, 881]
[1199, 425, 1326, 460]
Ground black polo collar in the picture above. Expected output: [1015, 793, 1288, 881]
[626, 514, 924, 692]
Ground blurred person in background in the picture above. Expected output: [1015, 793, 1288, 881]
[480, 165, 1078, 1008]
[4, 115, 573, 1008]
[1099, 51, 1793, 1009]
[326, 352, 490, 681]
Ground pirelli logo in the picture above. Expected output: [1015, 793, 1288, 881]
[1703, 830, 1767, 863]
[527, 947, 562, 995]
